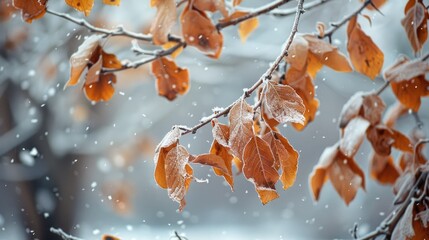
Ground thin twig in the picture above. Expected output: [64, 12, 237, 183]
[216, 0, 292, 30]
[102, 42, 186, 73]
[234, 0, 332, 17]
[375, 80, 390, 96]
[50, 228, 83, 240]
[412, 112, 424, 129]
[322, 0, 373, 41]
[180, 0, 306, 136]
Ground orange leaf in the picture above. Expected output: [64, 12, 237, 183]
[162, 41, 184, 58]
[243, 136, 280, 204]
[65, 0, 94, 16]
[390, 76, 429, 112]
[263, 131, 299, 190]
[193, 0, 228, 17]
[309, 144, 338, 201]
[233, 0, 243, 6]
[264, 80, 305, 124]
[13, 0, 47, 23]
[221, 11, 259, 43]
[340, 117, 370, 158]
[369, 153, 400, 185]
[103, 0, 120, 6]
[361, 0, 387, 10]
[0, 0, 16, 22]
[361, 93, 386, 125]
[210, 140, 234, 190]
[211, 119, 230, 147]
[84, 72, 117, 102]
[401, 0, 428, 53]
[191, 153, 230, 177]
[228, 99, 254, 159]
[383, 101, 408, 128]
[151, 57, 190, 101]
[102, 235, 121, 240]
[165, 145, 193, 211]
[366, 125, 395, 156]
[347, 16, 384, 80]
[286, 35, 309, 71]
[284, 67, 319, 130]
[304, 35, 353, 72]
[150, 0, 177, 45]
[181, 5, 223, 58]
[154, 127, 181, 189]
[66, 35, 103, 88]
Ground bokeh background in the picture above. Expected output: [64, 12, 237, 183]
[0, 0, 428, 239]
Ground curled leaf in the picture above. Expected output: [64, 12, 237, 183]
[401, 0, 428, 53]
[150, 0, 177, 45]
[340, 117, 370, 158]
[151, 57, 190, 101]
[13, 0, 47, 23]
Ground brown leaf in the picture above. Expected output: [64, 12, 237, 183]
[401, 0, 428, 53]
[347, 16, 384, 79]
[384, 101, 408, 128]
[361, 93, 386, 125]
[66, 35, 103, 88]
[390, 75, 429, 112]
[228, 99, 254, 159]
[154, 127, 181, 189]
[151, 57, 190, 101]
[211, 119, 230, 147]
[13, 0, 47, 23]
[193, 0, 228, 17]
[284, 67, 319, 130]
[165, 145, 193, 211]
[210, 140, 234, 190]
[286, 35, 309, 71]
[191, 153, 230, 176]
[370, 152, 400, 185]
[65, 0, 94, 16]
[1, 0, 16, 22]
[264, 80, 305, 124]
[84, 72, 117, 102]
[243, 136, 280, 204]
[339, 91, 364, 128]
[304, 35, 353, 72]
[181, 5, 223, 58]
[263, 131, 299, 190]
[309, 143, 365, 204]
[340, 117, 370, 158]
[366, 125, 395, 156]
[150, 0, 177, 45]
[103, 0, 120, 6]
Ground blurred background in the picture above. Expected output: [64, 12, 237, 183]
[0, 0, 428, 239]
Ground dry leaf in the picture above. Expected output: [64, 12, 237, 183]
[210, 140, 234, 189]
[338, 91, 364, 128]
[66, 35, 103, 88]
[154, 127, 181, 189]
[347, 15, 384, 80]
[162, 41, 184, 58]
[309, 143, 365, 205]
[263, 131, 299, 190]
[165, 144, 193, 211]
[361, 0, 387, 10]
[13, 0, 47, 23]
[150, 0, 177, 45]
[243, 136, 280, 204]
[190, 153, 230, 176]
[151, 57, 190, 101]
[220, 11, 259, 43]
[392, 202, 415, 239]
[211, 119, 230, 147]
[390, 76, 429, 112]
[401, 0, 428, 53]
[233, 0, 243, 6]
[361, 93, 386, 126]
[384, 101, 408, 128]
[84, 72, 117, 102]
[193, 0, 228, 17]
[340, 117, 370, 158]
[384, 56, 429, 83]
[370, 152, 400, 184]
[1, 0, 16, 22]
[181, 5, 223, 58]
[103, 0, 120, 6]
[264, 80, 305, 124]
[65, 0, 94, 16]
[228, 99, 254, 159]
[102, 235, 121, 240]
[284, 67, 319, 130]
[286, 35, 309, 71]
[304, 35, 353, 73]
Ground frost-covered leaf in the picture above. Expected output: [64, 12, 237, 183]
[264, 80, 305, 124]
[286, 35, 309, 70]
[339, 91, 364, 128]
[243, 136, 279, 204]
[191, 153, 230, 176]
[150, 0, 177, 45]
[361, 93, 386, 125]
[210, 140, 234, 190]
[165, 145, 193, 211]
[211, 119, 230, 147]
[228, 99, 254, 159]
[154, 127, 181, 189]
[401, 0, 428, 53]
[347, 16, 384, 80]
[340, 117, 370, 158]
[151, 57, 190, 101]
[65, 0, 94, 16]
[84, 72, 117, 102]
[13, 0, 47, 23]
[263, 131, 299, 190]
[181, 5, 223, 58]
[194, 0, 228, 17]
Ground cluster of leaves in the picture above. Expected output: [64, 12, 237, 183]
[154, 75, 306, 209]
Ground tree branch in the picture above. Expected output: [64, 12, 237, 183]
[322, 0, 373, 41]
[50, 228, 83, 240]
[216, 0, 292, 30]
[234, 0, 332, 17]
[180, 0, 306, 136]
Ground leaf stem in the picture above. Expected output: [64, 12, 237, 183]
[180, 0, 306, 136]
[50, 228, 83, 240]
[233, 0, 332, 17]
[375, 80, 390, 95]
